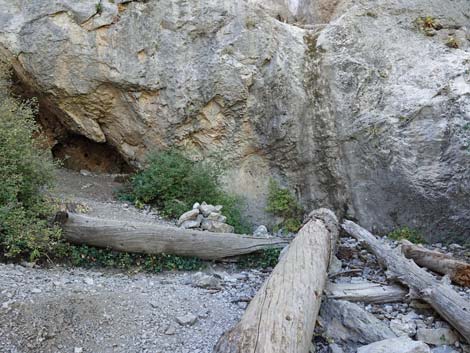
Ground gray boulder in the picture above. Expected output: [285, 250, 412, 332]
[357, 337, 431, 353]
[206, 212, 225, 222]
[319, 299, 396, 346]
[190, 272, 221, 289]
[253, 225, 269, 237]
[416, 328, 458, 346]
[199, 203, 223, 218]
[177, 209, 200, 226]
[180, 215, 203, 229]
[175, 313, 198, 326]
[201, 219, 234, 233]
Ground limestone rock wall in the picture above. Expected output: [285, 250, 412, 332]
[0, 0, 469, 241]
[319, 0, 470, 242]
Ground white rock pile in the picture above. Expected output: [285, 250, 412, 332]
[177, 202, 234, 233]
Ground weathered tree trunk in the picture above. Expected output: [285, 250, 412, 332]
[401, 240, 470, 287]
[214, 209, 339, 353]
[342, 220, 470, 343]
[325, 280, 407, 303]
[61, 213, 289, 260]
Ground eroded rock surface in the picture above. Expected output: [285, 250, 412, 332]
[0, 0, 469, 240]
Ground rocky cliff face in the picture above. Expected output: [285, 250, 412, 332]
[0, 0, 469, 242]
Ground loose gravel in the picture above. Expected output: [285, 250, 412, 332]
[0, 263, 268, 353]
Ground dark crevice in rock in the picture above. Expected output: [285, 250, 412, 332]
[298, 32, 349, 216]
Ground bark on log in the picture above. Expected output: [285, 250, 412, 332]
[342, 220, 470, 343]
[214, 209, 339, 353]
[401, 240, 470, 287]
[62, 213, 289, 260]
[325, 281, 407, 303]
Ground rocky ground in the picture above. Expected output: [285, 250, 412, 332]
[1, 168, 469, 353]
[0, 263, 268, 353]
[315, 236, 470, 353]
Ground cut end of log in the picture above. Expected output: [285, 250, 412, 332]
[454, 266, 470, 287]
[54, 211, 69, 225]
[401, 239, 470, 287]
[303, 208, 338, 230]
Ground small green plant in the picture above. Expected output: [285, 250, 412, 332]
[239, 248, 281, 269]
[0, 61, 61, 262]
[365, 12, 378, 18]
[95, 2, 103, 14]
[446, 36, 459, 49]
[459, 122, 470, 151]
[245, 17, 257, 29]
[221, 46, 235, 56]
[119, 150, 250, 233]
[416, 16, 442, 36]
[388, 226, 425, 244]
[266, 179, 303, 233]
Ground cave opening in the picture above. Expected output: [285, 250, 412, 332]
[10, 71, 133, 174]
[51, 134, 133, 174]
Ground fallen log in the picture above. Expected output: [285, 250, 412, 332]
[342, 220, 470, 343]
[61, 213, 289, 260]
[401, 240, 470, 287]
[214, 209, 339, 353]
[325, 280, 407, 303]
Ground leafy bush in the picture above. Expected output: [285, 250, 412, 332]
[120, 150, 250, 233]
[388, 226, 424, 244]
[0, 62, 62, 261]
[266, 179, 303, 233]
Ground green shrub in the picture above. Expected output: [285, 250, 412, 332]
[119, 150, 250, 233]
[0, 62, 61, 261]
[388, 226, 424, 244]
[266, 179, 303, 233]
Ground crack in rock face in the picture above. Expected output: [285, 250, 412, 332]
[1, 0, 469, 242]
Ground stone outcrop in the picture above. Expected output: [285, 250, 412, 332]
[0, 0, 469, 241]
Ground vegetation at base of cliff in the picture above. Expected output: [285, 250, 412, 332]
[0, 62, 63, 262]
[118, 150, 250, 234]
[266, 179, 304, 233]
[239, 248, 282, 269]
[388, 226, 424, 244]
[66, 245, 204, 272]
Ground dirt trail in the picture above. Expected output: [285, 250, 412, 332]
[51, 168, 174, 225]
